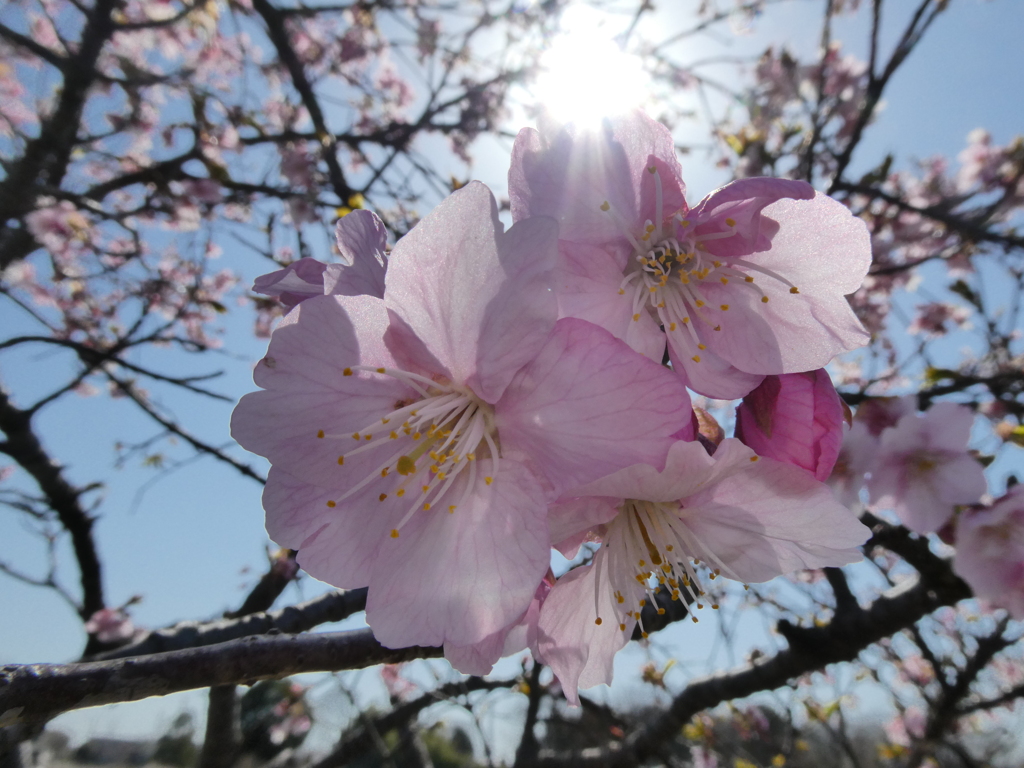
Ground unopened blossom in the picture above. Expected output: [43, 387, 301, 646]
[954, 485, 1024, 618]
[734, 369, 845, 481]
[536, 439, 869, 703]
[253, 209, 388, 308]
[867, 402, 987, 533]
[510, 110, 871, 399]
[233, 182, 692, 652]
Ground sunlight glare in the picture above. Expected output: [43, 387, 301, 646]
[533, 4, 650, 128]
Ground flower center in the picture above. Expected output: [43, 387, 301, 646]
[602, 167, 800, 364]
[315, 366, 499, 538]
[594, 498, 737, 636]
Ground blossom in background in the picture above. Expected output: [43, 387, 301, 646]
[509, 111, 871, 399]
[535, 439, 869, 703]
[867, 402, 987, 533]
[826, 419, 877, 508]
[954, 485, 1024, 618]
[232, 182, 693, 653]
[84, 607, 136, 644]
[734, 369, 846, 481]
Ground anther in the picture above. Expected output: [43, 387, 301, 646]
[595, 617, 603, 625]
[343, 368, 353, 376]
[326, 500, 336, 508]
[390, 529, 399, 538]
[379, 493, 387, 501]
[317, 430, 325, 439]
[337, 456, 344, 465]
[761, 296, 769, 303]
[600, 201, 610, 211]
[790, 286, 800, 294]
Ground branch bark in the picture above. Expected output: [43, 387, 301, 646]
[1, 629, 440, 726]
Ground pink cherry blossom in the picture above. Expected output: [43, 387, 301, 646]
[536, 439, 869, 703]
[867, 402, 987, 533]
[826, 420, 877, 508]
[232, 182, 693, 650]
[734, 369, 845, 481]
[509, 110, 871, 399]
[954, 485, 1024, 618]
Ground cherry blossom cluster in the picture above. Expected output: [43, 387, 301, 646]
[231, 110, 882, 701]
[828, 394, 1024, 619]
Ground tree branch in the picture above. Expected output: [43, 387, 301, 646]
[534, 545, 971, 766]
[0, 386, 104, 619]
[0, 629, 441, 726]
[87, 587, 368, 661]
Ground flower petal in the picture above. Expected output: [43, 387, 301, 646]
[536, 551, 640, 705]
[678, 441, 869, 583]
[335, 209, 388, 266]
[365, 457, 549, 648]
[696, 193, 871, 374]
[557, 241, 665, 362]
[667, 335, 766, 400]
[231, 295, 416, 486]
[496, 318, 692, 499]
[383, 181, 558, 402]
[509, 111, 686, 246]
[690, 177, 815, 259]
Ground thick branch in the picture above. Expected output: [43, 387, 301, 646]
[0, 0, 120, 268]
[87, 587, 368, 661]
[0, 629, 441, 725]
[249, 0, 354, 204]
[0, 386, 104, 618]
[197, 685, 239, 768]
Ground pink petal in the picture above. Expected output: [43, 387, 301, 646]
[690, 177, 815, 259]
[696, 193, 871, 374]
[323, 260, 386, 300]
[262, 466, 336, 550]
[734, 370, 844, 481]
[231, 295, 416, 486]
[365, 457, 549, 648]
[557, 241, 665, 362]
[496, 318, 692, 499]
[293, 485, 408, 590]
[667, 336, 766, 400]
[445, 576, 551, 675]
[549, 496, 620, 558]
[536, 553, 642, 705]
[954, 487, 1024, 619]
[383, 181, 558, 402]
[253, 257, 327, 308]
[334, 209, 387, 265]
[679, 440, 869, 583]
[509, 111, 685, 247]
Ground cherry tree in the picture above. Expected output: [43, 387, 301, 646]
[2, 1, 1023, 767]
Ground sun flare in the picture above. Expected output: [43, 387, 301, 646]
[533, 5, 651, 128]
